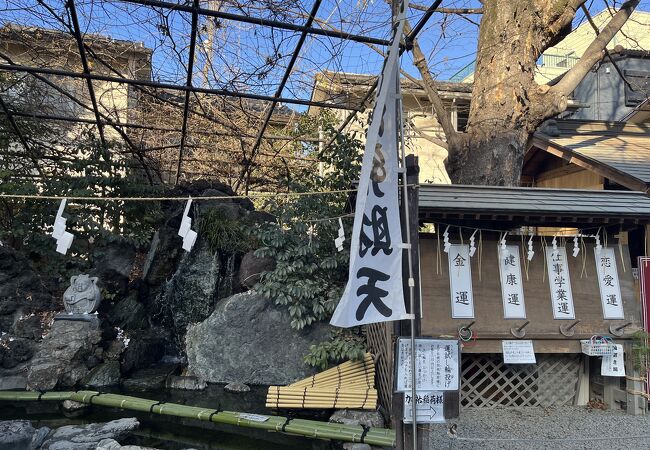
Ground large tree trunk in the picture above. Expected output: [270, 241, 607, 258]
[408, 0, 639, 186]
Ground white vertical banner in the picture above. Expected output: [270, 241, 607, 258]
[595, 247, 625, 320]
[448, 244, 474, 319]
[498, 245, 526, 319]
[330, 1, 410, 327]
[546, 247, 575, 319]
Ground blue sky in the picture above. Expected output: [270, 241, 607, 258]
[0, 0, 642, 112]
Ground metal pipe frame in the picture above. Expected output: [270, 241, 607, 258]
[65, 0, 107, 150]
[0, 63, 358, 111]
[175, 0, 200, 183]
[118, 0, 391, 47]
[242, 0, 323, 191]
[0, 109, 324, 142]
[323, 0, 444, 153]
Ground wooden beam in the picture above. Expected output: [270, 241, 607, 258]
[530, 135, 648, 193]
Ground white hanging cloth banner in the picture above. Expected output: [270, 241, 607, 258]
[546, 246, 575, 319]
[334, 218, 345, 252]
[448, 244, 474, 319]
[50, 199, 74, 255]
[330, 3, 410, 327]
[499, 245, 526, 319]
[178, 198, 197, 252]
[594, 247, 625, 319]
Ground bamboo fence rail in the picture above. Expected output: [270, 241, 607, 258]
[0, 390, 395, 447]
[266, 353, 378, 409]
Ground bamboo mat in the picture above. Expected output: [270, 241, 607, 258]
[266, 353, 377, 409]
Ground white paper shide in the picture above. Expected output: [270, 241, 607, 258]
[546, 247, 575, 319]
[330, 2, 409, 327]
[448, 244, 474, 319]
[594, 247, 625, 320]
[499, 245, 526, 319]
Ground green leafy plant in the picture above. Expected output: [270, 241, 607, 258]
[251, 111, 369, 368]
[199, 207, 257, 255]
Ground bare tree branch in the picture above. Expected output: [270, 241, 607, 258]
[410, 3, 484, 14]
[404, 20, 458, 147]
[552, 0, 640, 96]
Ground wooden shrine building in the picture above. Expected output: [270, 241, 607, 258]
[368, 182, 650, 424]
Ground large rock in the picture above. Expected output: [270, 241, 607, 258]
[90, 242, 137, 296]
[121, 363, 179, 392]
[39, 418, 139, 450]
[120, 328, 168, 374]
[81, 361, 121, 388]
[108, 293, 148, 330]
[0, 338, 34, 369]
[0, 245, 54, 339]
[238, 251, 275, 289]
[27, 319, 102, 390]
[185, 291, 331, 385]
[0, 420, 49, 450]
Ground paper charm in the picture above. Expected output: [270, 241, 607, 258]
[469, 229, 478, 257]
[178, 198, 197, 252]
[500, 231, 509, 257]
[551, 234, 558, 258]
[572, 235, 580, 257]
[50, 199, 74, 255]
[527, 234, 535, 261]
[334, 218, 345, 252]
[595, 230, 602, 255]
[443, 225, 451, 253]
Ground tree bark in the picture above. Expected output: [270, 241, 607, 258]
[408, 0, 638, 186]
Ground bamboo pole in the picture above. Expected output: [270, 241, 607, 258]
[0, 390, 395, 447]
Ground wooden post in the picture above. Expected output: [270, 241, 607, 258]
[625, 342, 647, 415]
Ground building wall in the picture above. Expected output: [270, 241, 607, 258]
[567, 56, 650, 121]
[461, 9, 650, 84]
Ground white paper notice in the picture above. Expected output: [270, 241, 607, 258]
[601, 344, 625, 377]
[546, 247, 575, 319]
[396, 338, 459, 392]
[403, 391, 445, 424]
[595, 247, 625, 320]
[502, 340, 536, 364]
[498, 245, 526, 319]
[448, 244, 474, 319]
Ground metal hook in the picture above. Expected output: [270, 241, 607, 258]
[560, 320, 581, 337]
[609, 322, 632, 337]
[510, 320, 530, 338]
[458, 321, 475, 340]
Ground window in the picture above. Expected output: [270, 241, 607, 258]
[624, 69, 650, 107]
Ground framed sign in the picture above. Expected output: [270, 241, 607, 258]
[448, 244, 474, 318]
[595, 248, 624, 320]
[498, 245, 526, 319]
[546, 247, 575, 319]
[395, 338, 459, 392]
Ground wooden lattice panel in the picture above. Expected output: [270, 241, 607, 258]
[366, 322, 394, 418]
[461, 354, 581, 408]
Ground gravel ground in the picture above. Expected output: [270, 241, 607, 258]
[427, 406, 650, 450]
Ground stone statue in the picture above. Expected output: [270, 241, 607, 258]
[63, 274, 101, 314]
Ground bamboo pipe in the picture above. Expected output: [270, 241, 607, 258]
[0, 390, 394, 447]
